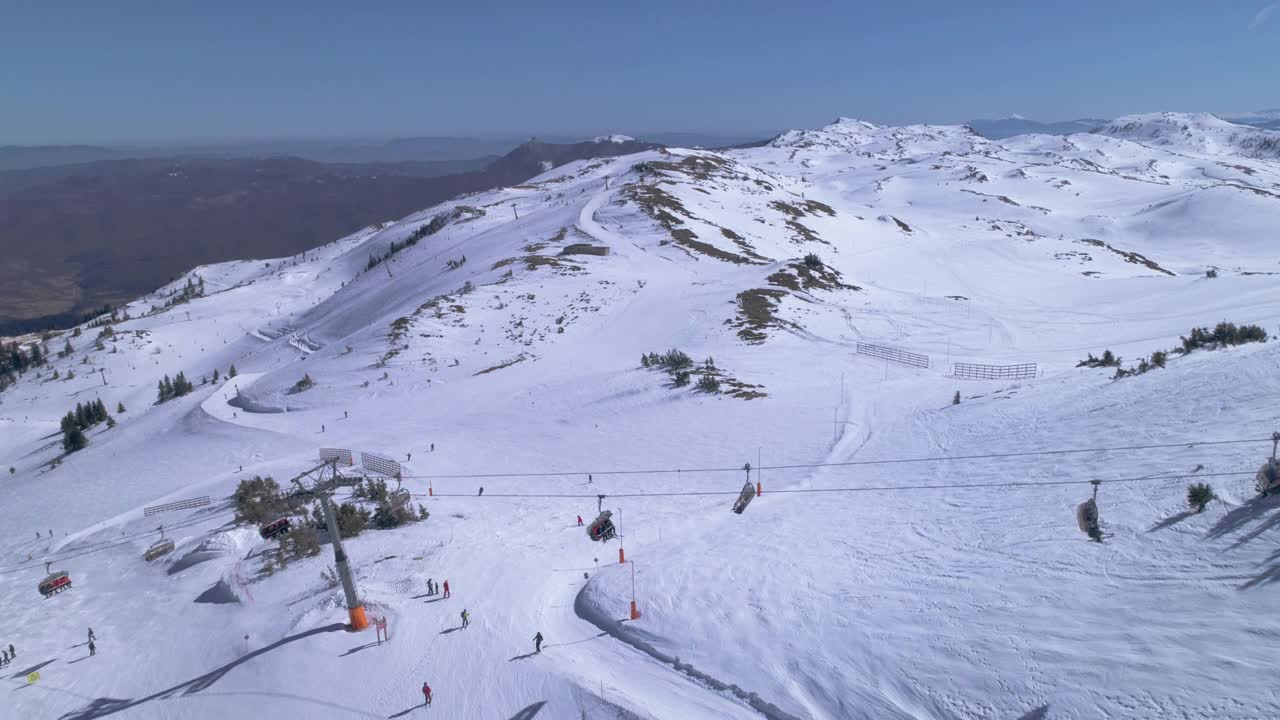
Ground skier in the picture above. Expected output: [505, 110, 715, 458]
[35, 531, 40, 539]
[442, 580, 450, 599]
[88, 627, 95, 642]
[344, 411, 348, 419]
[88, 640, 96, 657]
[478, 487, 484, 496]
[407, 453, 412, 461]
[9, 643, 14, 659]
[577, 515, 583, 526]
[588, 474, 593, 484]
[431, 443, 435, 452]
[460, 609, 469, 628]
[534, 632, 543, 654]
[321, 424, 325, 432]
[426, 578, 434, 595]
[422, 681, 432, 705]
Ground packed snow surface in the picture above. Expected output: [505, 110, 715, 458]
[3, 113, 1280, 719]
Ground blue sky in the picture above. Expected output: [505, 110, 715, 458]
[3, 0, 1278, 144]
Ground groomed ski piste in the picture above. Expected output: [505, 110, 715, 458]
[2, 112, 1280, 719]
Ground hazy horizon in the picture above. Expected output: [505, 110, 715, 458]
[4, 1, 1277, 145]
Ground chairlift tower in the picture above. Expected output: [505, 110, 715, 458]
[291, 460, 368, 630]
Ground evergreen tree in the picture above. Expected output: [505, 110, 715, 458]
[62, 427, 87, 453]
[228, 364, 238, 378]
[117, 401, 126, 413]
[213, 368, 220, 381]
[62, 338, 73, 357]
[953, 391, 961, 405]
[1187, 483, 1216, 513]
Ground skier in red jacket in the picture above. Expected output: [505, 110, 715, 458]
[442, 580, 450, 599]
[577, 515, 583, 526]
[422, 681, 432, 705]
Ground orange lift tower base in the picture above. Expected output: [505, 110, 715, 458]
[296, 460, 370, 631]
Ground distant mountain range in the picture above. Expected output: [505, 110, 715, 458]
[963, 117, 1109, 139]
[0, 132, 765, 173]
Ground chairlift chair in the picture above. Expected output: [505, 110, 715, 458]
[1076, 480, 1103, 542]
[389, 477, 411, 510]
[1256, 433, 1280, 496]
[732, 481, 756, 514]
[587, 510, 616, 542]
[259, 517, 292, 539]
[38, 565, 72, 597]
[144, 525, 176, 561]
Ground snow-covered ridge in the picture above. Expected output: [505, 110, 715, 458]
[1094, 111, 1280, 159]
[592, 134, 636, 143]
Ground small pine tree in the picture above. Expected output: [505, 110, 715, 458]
[640, 354, 650, 368]
[953, 390, 961, 405]
[695, 374, 721, 393]
[9, 466, 15, 475]
[417, 504, 430, 521]
[673, 370, 691, 387]
[229, 364, 238, 378]
[1206, 268, 1218, 278]
[62, 427, 88, 453]
[1151, 350, 1167, 368]
[1101, 349, 1116, 366]
[1187, 483, 1216, 513]
[213, 368, 220, 381]
[106, 415, 116, 428]
[117, 401, 125, 413]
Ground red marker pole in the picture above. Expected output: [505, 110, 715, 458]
[629, 561, 640, 620]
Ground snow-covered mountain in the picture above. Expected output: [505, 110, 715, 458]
[3, 112, 1280, 719]
[1095, 112, 1280, 159]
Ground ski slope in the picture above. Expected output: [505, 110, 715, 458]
[2, 113, 1280, 719]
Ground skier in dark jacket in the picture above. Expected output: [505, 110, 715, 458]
[88, 640, 96, 657]
[461, 609, 469, 628]
[534, 632, 543, 653]
[478, 486, 484, 496]
[88, 627, 95, 642]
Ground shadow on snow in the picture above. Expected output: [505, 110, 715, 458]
[55, 623, 345, 719]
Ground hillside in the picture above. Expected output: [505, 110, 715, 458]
[1, 113, 1279, 719]
[0, 137, 659, 335]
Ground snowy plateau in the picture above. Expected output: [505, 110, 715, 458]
[3, 112, 1280, 720]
